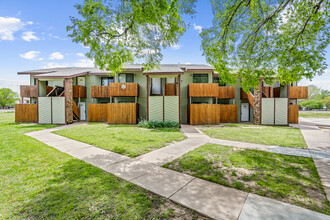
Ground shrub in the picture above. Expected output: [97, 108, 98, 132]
[299, 100, 324, 109]
[138, 120, 180, 129]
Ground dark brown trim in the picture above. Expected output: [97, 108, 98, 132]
[163, 95, 165, 122]
[287, 85, 290, 125]
[51, 97, 53, 124]
[146, 75, 149, 121]
[64, 80, 67, 125]
[259, 78, 263, 125]
[273, 97, 276, 126]
[143, 72, 184, 76]
[37, 79, 39, 124]
[35, 72, 89, 79]
[186, 69, 214, 72]
[178, 74, 181, 124]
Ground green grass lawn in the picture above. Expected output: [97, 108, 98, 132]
[0, 112, 204, 219]
[53, 123, 186, 157]
[299, 112, 330, 118]
[163, 144, 330, 215]
[201, 125, 307, 148]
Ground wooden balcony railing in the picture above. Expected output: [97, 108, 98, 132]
[20, 85, 37, 97]
[289, 86, 308, 99]
[46, 86, 53, 95]
[165, 83, 177, 96]
[73, 85, 87, 98]
[109, 83, 139, 97]
[188, 83, 219, 97]
[218, 86, 235, 99]
[247, 91, 254, 108]
[91, 86, 110, 98]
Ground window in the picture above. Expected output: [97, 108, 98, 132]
[119, 73, 134, 83]
[126, 74, 134, 82]
[101, 77, 114, 86]
[151, 78, 162, 95]
[33, 78, 37, 85]
[193, 74, 208, 83]
[213, 77, 226, 86]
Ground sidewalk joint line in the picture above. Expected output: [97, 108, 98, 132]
[168, 177, 196, 199]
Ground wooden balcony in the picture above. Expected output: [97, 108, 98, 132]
[109, 83, 139, 97]
[91, 86, 110, 98]
[165, 83, 177, 96]
[289, 86, 308, 99]
[20, 85, 37, 97]
[73, 85, 86, 98]
[218, 86, 235, 99]
[188, 83, 219, 97]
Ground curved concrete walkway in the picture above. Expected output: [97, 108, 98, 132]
[298, 118, 330, 201]
[25, 124, 330, 220]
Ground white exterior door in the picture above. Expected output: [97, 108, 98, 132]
[241, 103, 249, 122]
[77, 77, 86, 86]
[79, 102, 86, 120]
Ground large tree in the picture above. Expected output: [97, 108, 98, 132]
[68, 0, 330, 90]
[0, 88, 19, 107]
[67, 0, 196, 73]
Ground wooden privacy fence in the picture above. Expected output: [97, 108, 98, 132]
[88, 103, 138, 124]
[220, 105, 238, 123]
[15, 104, 37, 122]
[107, 103, 138, 124]
[189, 104, 238, 124]
[88, 104, 108, 122]
[289, 105, 299, 123]
[188, 83, 219, 97]
[218, 86, 235, 99]
[189, 104, 220, 124]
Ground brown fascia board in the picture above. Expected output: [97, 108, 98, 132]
[34, 72, 89, 79]
[88, 69, 142, 75]
[186, 69, 214, 72]
[143, 72, 184, 76]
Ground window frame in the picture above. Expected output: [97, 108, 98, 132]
[193, 74, 209, 83]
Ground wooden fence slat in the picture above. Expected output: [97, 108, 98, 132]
[88, 104, 108, 122]
[189, 104, 220, 124]
[107, 103, 138, 124]
[220, 104, 238, 123]
[289, 105, 299, 123]
[15, 104, 37, 122]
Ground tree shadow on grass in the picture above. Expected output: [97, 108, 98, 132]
[17, 159, 165, 219]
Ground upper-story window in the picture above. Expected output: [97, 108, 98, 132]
[119, 73, 134, 83]
[213, 76, 226, 86]
[33, 78, 37, 85]
[193, 74, 208, 83]
[101, 77, 114, 86]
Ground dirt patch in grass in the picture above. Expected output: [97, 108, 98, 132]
[163, 144, 330, 215]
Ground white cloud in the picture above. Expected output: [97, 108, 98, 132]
[185, 62, 191, 65]
[22, 31, 39, 42]
[19, 51, 42, 60]
[75, 53, 85, 57]
[42, 62, 69, 69]
[0, 17, 25, 40]
[0, 78, 29, 94]
[73, 59, 94, 67]
[49, 52, 64, 60]
[171, 44, 182, 50]
[193, 23, 203, 33]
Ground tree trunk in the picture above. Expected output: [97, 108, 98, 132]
[253, 88, 261, 125]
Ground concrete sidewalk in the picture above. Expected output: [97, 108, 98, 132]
[299, 118, 330, 201]
[25, 124, 330, 220]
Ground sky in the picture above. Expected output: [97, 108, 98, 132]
[0, 0, 329, 93]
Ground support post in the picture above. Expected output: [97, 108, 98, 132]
[65, 78, 73, 124]
[178, 74, 181, 124]
[146, 75, 149, 121]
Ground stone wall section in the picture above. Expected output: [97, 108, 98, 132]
[65, 78, 73, 124]
[253, 88, 261, 125]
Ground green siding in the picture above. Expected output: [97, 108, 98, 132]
[149, 96, 163, 121]
[164, 96, 179, 122]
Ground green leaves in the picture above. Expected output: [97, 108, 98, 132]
[202, 0, 330, 90]
[0, 88, 19, 107]
[67, 0, 196, 74]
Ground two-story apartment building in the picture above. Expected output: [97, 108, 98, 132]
[15, 64, 308, 125]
